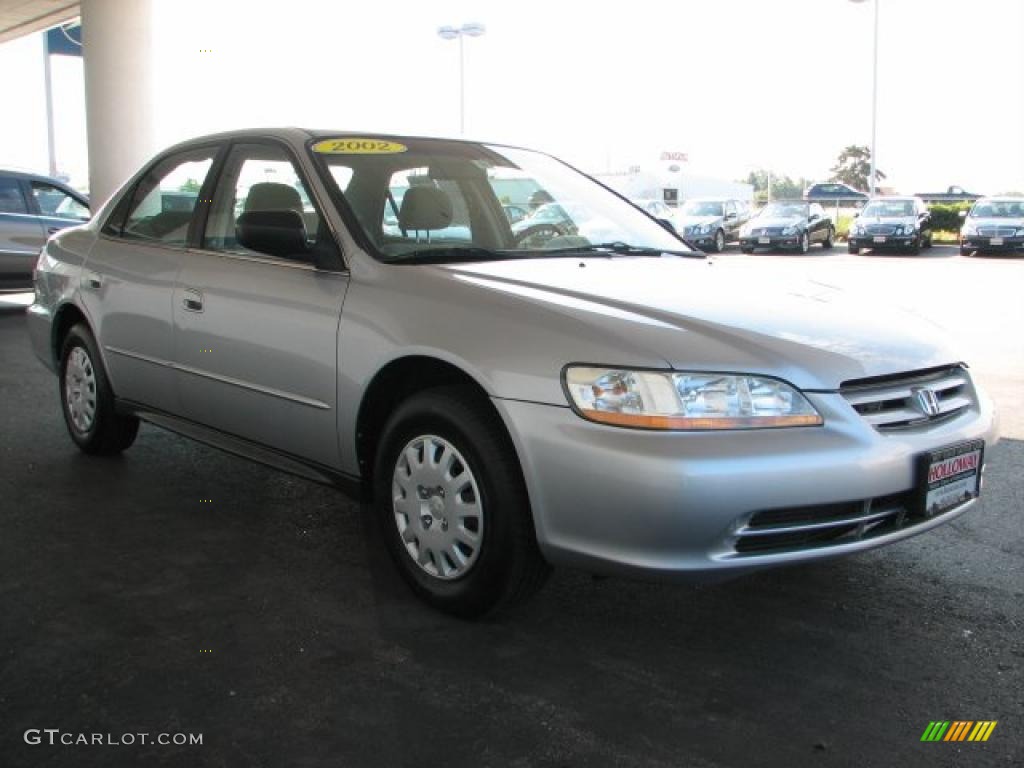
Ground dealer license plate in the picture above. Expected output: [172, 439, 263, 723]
[873, 236, 887, 243]
[917, 440, 984, 518]
[990, 237, 1004, 245]
[758, 237, 770, 244]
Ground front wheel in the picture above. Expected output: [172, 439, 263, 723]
[848, 243, 860, 255]
[822, 227, 834, 249]
[797, 232, 810, 254]
[374, 387, 549, 617]
[960, 244, 971, 256]
[712, 229, 726, 253]
[907, 236, 921, 255]
[59, 324, 139, 455]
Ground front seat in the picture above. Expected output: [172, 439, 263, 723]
[398, 186, 453, 240]
[244, 182, 303, 215]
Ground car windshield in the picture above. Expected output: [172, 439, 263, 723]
[861, 201, 915, 217]
[970, 200, 1024, 218]
[310, 137, 690, 262]
[680, 201, 723, 217]
[759, 202, 807, 218]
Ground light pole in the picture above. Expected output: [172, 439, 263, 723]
[850, 0, 879, 195]
[437, 22, 486, 135]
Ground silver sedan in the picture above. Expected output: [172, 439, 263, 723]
[28, 129, 998, 616]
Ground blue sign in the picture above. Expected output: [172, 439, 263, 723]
[46, 23, 82, 57]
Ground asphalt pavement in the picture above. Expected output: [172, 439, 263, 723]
[1, 249, 1021, 767]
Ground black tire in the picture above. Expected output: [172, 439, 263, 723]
[907, 236, 921, 255]
[797, 231, 810, 254]
[740, 246, 754, 254]
[712, 229, 726, 253]
[822, 227, 834, 249]
[848, 243, 860, 255]
[924, 231, 933, 248]
[59, 323, 139, 455]
[960, 244, 971, 256]
[374, 386, 549, 617]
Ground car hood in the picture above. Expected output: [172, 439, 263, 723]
[967, 217, 1024, 229]
[441, 257, 958, 390]
[857, 216, 916, 226]
[749, 216, 805, 229]
[676, 215, 721, 228]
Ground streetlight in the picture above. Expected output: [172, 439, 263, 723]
[849, 0, 879, 195]
[437, 22, 486, 135]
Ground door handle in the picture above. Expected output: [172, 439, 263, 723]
[182, 288, 204, 313]
[83, 272, 102, 290]
[47, 226, 61, 235]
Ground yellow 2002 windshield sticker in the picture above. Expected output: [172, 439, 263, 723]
[312, 138, 408, 155]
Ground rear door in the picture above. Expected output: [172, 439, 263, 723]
[0, 176, 45, 288]
[80, 145, 221, 412]
[172, 140, 348, 467]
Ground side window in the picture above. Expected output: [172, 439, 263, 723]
[204, 143, 322, 259]
[725, 201, 736, 217]
[31, 182, 90, 221]
[121, 148, 216, 245]
[0, 177, 29, 214]
[383, 167, 471, 244]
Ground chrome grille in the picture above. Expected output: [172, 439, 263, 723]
[865, 224, 897, 235]
[752, 227, 784, 236]
[732, 491, 919, 555]
[977, 226, 1016, 237]
[841, 366, 973, 431]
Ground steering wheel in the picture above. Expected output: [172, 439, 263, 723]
[514, 223, 564, 248]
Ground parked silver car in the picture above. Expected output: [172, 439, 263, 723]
[28, 129, 998, 616]
[1, 169, 90, 291]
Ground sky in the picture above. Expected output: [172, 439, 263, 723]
[1, 0, 1022, 196]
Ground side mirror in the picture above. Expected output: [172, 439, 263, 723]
[236, 210, 310, 259]
[657, 218, 677, 234]
[808, 213, 820, 222]
[958, 210, 968, 218]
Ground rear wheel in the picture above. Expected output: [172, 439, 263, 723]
[374, 386, 549, 617]
[59, 324, 139, 455]
[822, 227, 834, 249]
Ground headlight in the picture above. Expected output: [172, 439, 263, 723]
[563, 367, 824, 430]
[695, 224, 711, 234]
[851, 224, 864, 235]
[900, 224, 917, 235]
[1016, 228, 1024, 236]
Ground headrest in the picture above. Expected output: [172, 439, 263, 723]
[398, 186, 454, 231]
[245, 182, 302, 213]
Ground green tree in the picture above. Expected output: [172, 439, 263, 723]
[742, 170, 808, 202]
[178, 177, 201, 193]
[829, 145, 885, 192]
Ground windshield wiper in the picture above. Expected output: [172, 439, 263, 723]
[540, 241, 702, 258]
[387, 246, 517, 265]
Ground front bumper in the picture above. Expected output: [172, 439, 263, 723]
[494, 383, 998, 581]
[681, 230, 718, 248]
[960, 235, 1024, 252]
[739, 235, 801, 249]
[848, 233, 918, 249]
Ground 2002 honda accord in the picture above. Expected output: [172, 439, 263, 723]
[28, 129, 998, 616]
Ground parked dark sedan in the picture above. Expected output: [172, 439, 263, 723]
[847, 197, 932, 254]
[1, 169, 90, 291]
[959, 197, 1024, 256]
[739, 201, 834, 253]
[674, 198, 749, 253]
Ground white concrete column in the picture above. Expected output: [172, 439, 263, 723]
[81, 0, 156, 207]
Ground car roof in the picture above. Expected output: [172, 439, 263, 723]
[867, 196, 921, 202]
[976, 196, 1024, 203]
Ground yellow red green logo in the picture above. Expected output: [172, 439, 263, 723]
[921, 721, 997, 742]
